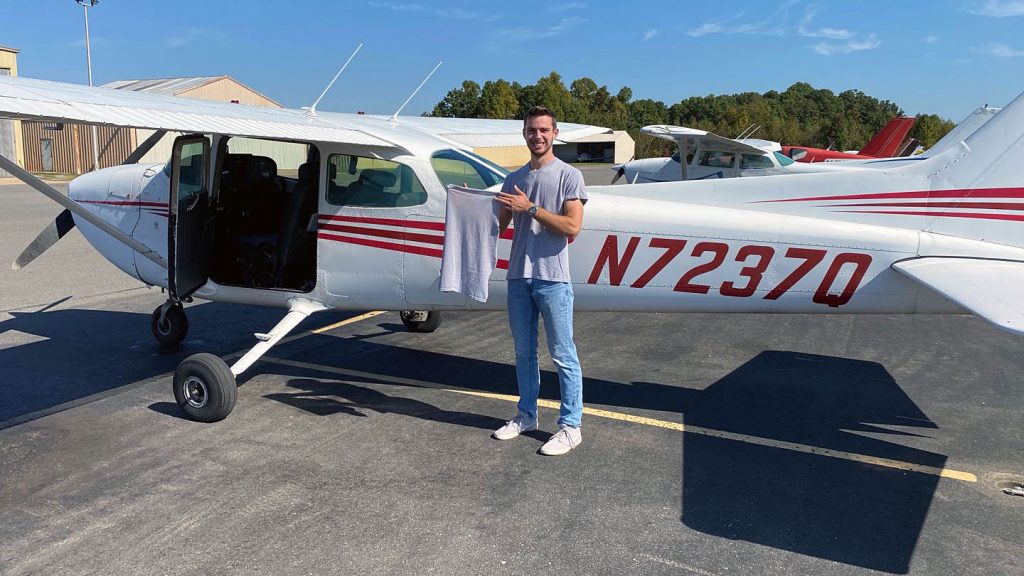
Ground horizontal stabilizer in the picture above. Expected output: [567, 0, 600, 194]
[893, 257, 1024, 335]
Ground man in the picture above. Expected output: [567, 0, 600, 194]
[493, 106, 587, 456]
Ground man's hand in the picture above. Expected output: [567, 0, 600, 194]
[495, 185, 533, 213]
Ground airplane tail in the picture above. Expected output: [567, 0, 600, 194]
[907, 88, 1024, 249]
[859, 116, 916, 157]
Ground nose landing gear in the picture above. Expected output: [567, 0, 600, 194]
[151, 301, 188, 346]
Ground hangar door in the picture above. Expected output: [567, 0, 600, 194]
[0, 68, 13, 178]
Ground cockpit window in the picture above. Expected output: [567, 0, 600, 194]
[773, 151, 795, 166]
[740, 154, 774, 169]
[326, 154, 426, 208]
[698, 151, 735, 168]
[431, 149, 507, 190]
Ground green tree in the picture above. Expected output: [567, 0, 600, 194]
[909, 114, 955, 149]
[430, 80, 482, 118]
[480, 79, 519, 119]
[629, 98, 668, 130]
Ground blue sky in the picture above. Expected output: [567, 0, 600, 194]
[3, 1, 1024, 121]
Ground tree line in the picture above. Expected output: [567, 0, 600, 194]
[428, 72, 955, 158]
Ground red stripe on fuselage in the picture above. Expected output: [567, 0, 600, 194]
[317, 232, 444, 258]
[755, 187, 1024, 204]
[318, 214, 445, 231]
[837, 210, 1024, 222]
[318, 223, 444, 245]
[79, 200, 166, 207]
[838, 201, 1024, 210]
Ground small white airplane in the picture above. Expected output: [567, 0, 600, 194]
[615, 105, 1001, 185]
[3, 75, 1024, 424]
[611, 125, 859, 184]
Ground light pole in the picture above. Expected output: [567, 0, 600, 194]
[76, 0, 100, 171]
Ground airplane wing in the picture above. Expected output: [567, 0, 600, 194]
[641, 125, 767, 155]
[381, 116, 614, 148]
[0, 75, 406, 150]
[893, 257, 1024, 335]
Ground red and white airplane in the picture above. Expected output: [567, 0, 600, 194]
[781, 116, 917, 162]
[2, 75, 1023, 423]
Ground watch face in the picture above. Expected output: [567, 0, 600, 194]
[529, 205, 538, 215]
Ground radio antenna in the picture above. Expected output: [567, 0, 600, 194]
[390, 60, 442, 122]
[306, 42, 363, 118]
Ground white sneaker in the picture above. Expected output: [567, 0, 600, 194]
[540, 425, 582, 455]
[493, 412, 537, 440]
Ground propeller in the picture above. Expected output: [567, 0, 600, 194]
[9, 130, 166, 270]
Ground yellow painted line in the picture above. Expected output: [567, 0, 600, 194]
[446, 389, 978, 483]
[312, 310, 386, 334]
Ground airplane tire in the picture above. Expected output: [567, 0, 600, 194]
[151, 304, 188, 346]
[173, 353, 237, 423]
[400, 310, 442, 333]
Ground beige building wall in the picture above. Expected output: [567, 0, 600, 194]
[179, 77, 281, 108]
[473, 146, 530, 169]
[0, 46, 25, 172]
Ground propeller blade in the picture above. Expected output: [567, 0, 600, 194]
[0, 154, 166, 270]
[13, 209, 75, 270]
[611, 167, 624, 184]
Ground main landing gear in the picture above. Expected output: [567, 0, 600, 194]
[400, 310, 443, 333]
[169, 298, 328, 423]
[160, 303, 441, 423]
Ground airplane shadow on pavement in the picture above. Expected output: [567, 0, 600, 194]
[1, 303, 939, 572]
[0, 302, 346, 425]
[269, 337, 939, 574]
[676, 351, 938, 574]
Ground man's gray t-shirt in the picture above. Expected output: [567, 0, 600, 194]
[502, 158, 587, 282]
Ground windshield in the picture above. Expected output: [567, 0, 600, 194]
[431, 149, 507, 189]
[773, 151, 795, 166]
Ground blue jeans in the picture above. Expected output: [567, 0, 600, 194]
[507, 278, 583, 427]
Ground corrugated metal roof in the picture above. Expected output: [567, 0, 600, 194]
[100, 76, 226, 96]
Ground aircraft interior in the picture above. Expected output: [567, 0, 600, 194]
[208, 142, 319, 292]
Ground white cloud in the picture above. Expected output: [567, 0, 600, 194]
[968, 1, 1024, 17]
[924, 35, 939, 44]
[686, 18, 762, 37]
[643, 29, 658, 41]
[687, 2, 876, 55]
[798, 6, 853, 39]
[813, 34, 881, 55]
[372, 2, 501, 22]
[369, 2, 426, 11]
[547, 2, 587, 12]
[499, 17, 586, 41]
[973, 41, 1024, 56]
[434, 8, 503, 22]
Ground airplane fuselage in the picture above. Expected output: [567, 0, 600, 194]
[68, 138, 1024, 321]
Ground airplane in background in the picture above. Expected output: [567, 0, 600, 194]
[781, 116, 917, 162]
[3, 74, 1024, 425]
[611, 125, 861, 184]
[613, 106, 998, 185]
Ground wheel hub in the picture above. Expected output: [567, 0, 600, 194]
[157, 318, 172, 335]
[182, 376, 208, 408]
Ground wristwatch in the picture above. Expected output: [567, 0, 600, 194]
[527, 205, 539, 216]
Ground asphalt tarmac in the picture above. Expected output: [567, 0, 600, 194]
[1, 169, 1022, 576]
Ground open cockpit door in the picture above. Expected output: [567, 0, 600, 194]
[169, 134, 212, 300]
